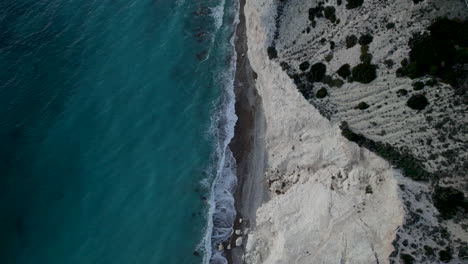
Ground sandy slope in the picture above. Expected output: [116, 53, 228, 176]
[241, 1, 405, 263]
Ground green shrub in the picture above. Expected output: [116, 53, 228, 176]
[383, 59, 394, 68]
[407, 32, 456, 78]
[360, 45, 369, 54]
[400, 253, 415, 264]
[355, 102, 369, 110]
[412, 81, 424, 90]
[397, 89, 408, 96]
[425, 79, 437, 87]
[297, 83, 314, 99]
[429, 18, 459, 43]
[346, 0, 364, 9]
[316, 87, 328, 98]
[351, 63, 377, 83]
[267, 46, 278, 59]
[406, 94, 428, 110]
[346, 35, 358, 48]
[456, 21, 468, 47]
[455, 47, 468, 63]
[359, 34, 373, 45]
[438, 248, 452, 263]
[330, 78, 344, 87]
[325, 53, 333, 62]
[280, 61, 290, 71]
[360, 53, 373, 64]
[307, 62, 327, 82]
[299, 61, 310, 71]
[324, 6, 336, 23]
[386, 22, 395, 29]
[432, 186, 466, 219]
[337, 64, 351, 79]
[323, 75, 344, 88]
[424, 245, 434, 256]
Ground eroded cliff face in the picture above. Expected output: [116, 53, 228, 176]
[242, 1, 404, 263]
[243, 0, 468, 263]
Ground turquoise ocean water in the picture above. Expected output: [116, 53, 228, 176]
[0, 0, 238, 263]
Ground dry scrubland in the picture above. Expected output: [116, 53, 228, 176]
[240, 0, 468, 263]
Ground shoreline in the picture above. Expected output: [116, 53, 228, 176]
[226, 0, 266, 262]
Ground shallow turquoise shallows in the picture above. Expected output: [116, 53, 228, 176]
[0, 0, 238, 263]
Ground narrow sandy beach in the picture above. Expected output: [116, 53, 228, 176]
[227, 0, 266, 262]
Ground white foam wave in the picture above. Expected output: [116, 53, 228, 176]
[200, 0, 240, 263]
[211, 0, 226, 31]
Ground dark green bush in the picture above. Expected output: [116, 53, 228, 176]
[316, 87, 328, 98]
[438, 248, 452, 263]
[280, 61, 290, 71]
[424, 246, 434, 256]
[307, 62, 327, 82]
[330, 78, 344, 87]
[324, 6, 336, 23]
[267, 46, 278, 59]
[432, 186, 466, 219]
[384, 59, 394, 68]
[359, 34, 373, 45]
[400, 253, 415, 264]
[429, 18, 459, 43]
[323, 76, 344, 88]
[408, 33, 456, 78]
[297, 83, 314, 99]
[412, 81, 424, 90]
[386, 22, 395, 29]
[425, 79, 437, 87]
[455, 47, 468, 63]
[355, 102, 369, 110]
[397, 18, 467, 87]
[397, 89, 408, 96]
[351, 63, 377, 83]
[360, 53, 373, 64]
[456, 21, 468, 47]
[406, 94, 428, 110]
[337, 64, 351, 79]
[299, 61, 310, 71]
[346, 35, 358, 49]
[346, 0, 364, 9]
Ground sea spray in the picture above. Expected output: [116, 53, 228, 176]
[200, 0, 240, 263]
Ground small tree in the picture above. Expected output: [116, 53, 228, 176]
[267, 46, 278, 59]
[346, 0, 364, 9]
[412, 81, 424, 90]
[324, 6, 336, 23]
[346, 35, 358, 48]
[299, 61, 310, 71]
[355, 102, 369, 110]
[337, 64, 351, 79]
[359, 34, 373, 45]
[406, 94, 429, 110]
[351, 63, 377, 83]
[316, 87, 328, 98]
[307, 62, 327, 82]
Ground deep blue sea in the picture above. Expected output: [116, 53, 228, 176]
[0, 0, 238, 263]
